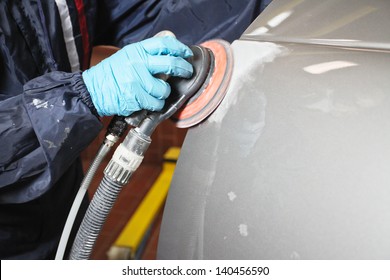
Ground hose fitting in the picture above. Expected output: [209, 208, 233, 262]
[105, 128, 151, 185]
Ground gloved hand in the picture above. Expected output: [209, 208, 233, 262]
[82, 36, 193, 116]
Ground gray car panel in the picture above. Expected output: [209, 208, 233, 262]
[157, 0, 390, 259]
[243, 0, 390, 50]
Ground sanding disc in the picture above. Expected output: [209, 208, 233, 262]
[172, 39, 233, 128]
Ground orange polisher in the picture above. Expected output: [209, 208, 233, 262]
[169, 39, 233, 128]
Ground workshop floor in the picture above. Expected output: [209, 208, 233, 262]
[80, 117, 187, 260]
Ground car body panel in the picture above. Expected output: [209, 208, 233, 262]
[157, 0, 390, 259]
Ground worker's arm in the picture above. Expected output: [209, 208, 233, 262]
[0, 71, 102, 204]
[0, 36, 192, 204]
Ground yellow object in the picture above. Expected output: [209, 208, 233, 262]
[107, 147, 180, 259]
[163, 146, 181, 162]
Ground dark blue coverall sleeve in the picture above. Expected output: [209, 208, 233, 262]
[0, 72, 102, 204]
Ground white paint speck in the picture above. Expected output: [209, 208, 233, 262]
[227, 191, 237, 202]
[59, 127, 71, 146]
[239, 224, 248, 237]
[32, 98, 49, 109]
[62, 100, 66, 106]
[43, 140, 57, 149]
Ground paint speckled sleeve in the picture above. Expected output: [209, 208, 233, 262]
[0, 71, 102, 204]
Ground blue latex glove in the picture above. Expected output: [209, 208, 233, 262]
[82, 36, 193, 116]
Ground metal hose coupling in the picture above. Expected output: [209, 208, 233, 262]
[105, 127, 151, 184]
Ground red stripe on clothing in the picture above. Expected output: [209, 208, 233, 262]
[74, 0, 90, 70]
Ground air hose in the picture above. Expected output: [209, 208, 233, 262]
[55, 116, 128, 260]
[69, 125, 151, 259]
